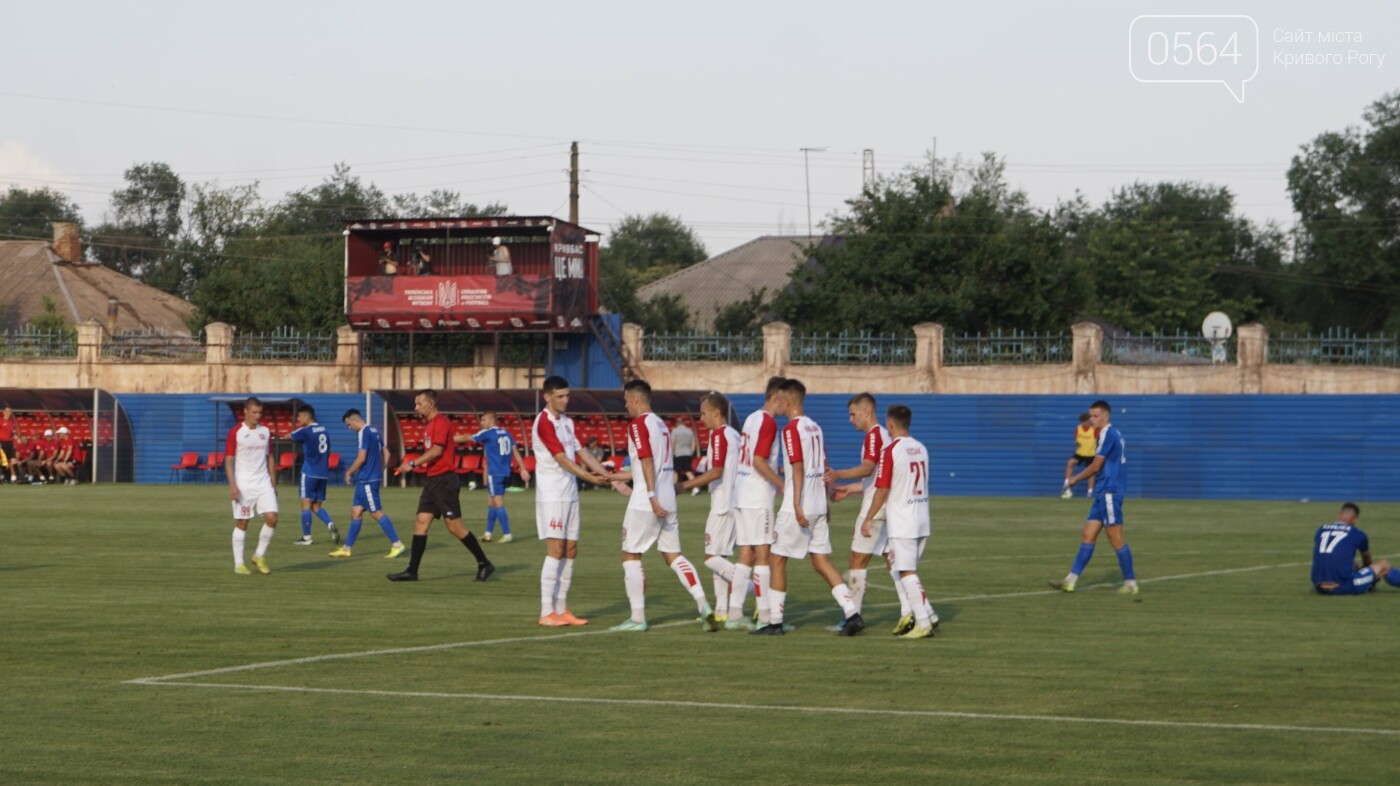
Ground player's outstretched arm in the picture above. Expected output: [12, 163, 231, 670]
[555, 450, 607, 486]
[1068, 456, 1103, 487]
[790, 459, 808, 527]
[345, 449, 368, 485]
[861, 487, 891, 538]
[754, 453, 783, 490]
[513, 444, 531, 483]
[680, 463, 723, 491]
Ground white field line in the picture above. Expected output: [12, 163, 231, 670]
[127, 558, 1315, 685]
[129, 680, 1400, 738]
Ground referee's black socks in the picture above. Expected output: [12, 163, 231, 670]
[407, 534, 428, 573]
[459, 532, 488, 564]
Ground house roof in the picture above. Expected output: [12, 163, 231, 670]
[0, 241, 196, 334]
[636, 235, 820, 330]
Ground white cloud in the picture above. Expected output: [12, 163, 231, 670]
[0, 139, 70, 194]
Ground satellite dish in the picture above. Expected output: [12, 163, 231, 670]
[1201, 312, 1233, 341]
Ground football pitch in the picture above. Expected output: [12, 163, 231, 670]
[3, 485, 1398, 785]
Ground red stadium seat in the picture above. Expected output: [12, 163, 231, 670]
[169, 451, 199, 483]
[458, 454, 482, 482]
[275, 451, 295, 483]
[196, 452, 222, 482]
[327, 453, 341, 483]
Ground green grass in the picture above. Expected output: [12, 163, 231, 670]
[2, 484, 1398, 785]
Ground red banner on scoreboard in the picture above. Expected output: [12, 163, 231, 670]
[348, 274, 552, 314]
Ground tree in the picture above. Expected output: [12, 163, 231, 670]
[597, 213, 706, 328]
[1286, 90, 1400, 331]
[264, 163, 388, 236]
[1072, 182, 1285, 332]
[0, 186, 81, 242]
[391, 188, 507, 218]
[632, 293, 691, 335]
[29, 295, 75, 336]
[774, 154, 1088, 334]
[89, 162, 187, 289]
[713, 288, 769, 334]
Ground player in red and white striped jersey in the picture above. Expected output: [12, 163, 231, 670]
[603, 379, 716, 632]
[755, 379, 863, 636]
[224, 397, 279, 575]
[860, 404, 939, 638]
[679, 392, 742, 623]
[531, 375, 612, 627]
[825, 392, 900, 627]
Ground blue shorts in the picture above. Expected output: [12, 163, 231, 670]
[299, 474, 328, 502]
[351, 482, 382, 513]
[486, 474, 509, 497]
[1316, 567, 1376, 595]
[1087, 493, 1124, 526]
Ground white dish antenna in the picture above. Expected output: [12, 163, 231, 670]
[1201, 311, 1233, 341]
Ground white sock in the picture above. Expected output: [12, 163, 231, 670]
[768, 588, 786, 625]
[847, 569, 868, 614]
[232, 527, 246, 567]
[541, 556, 560, 618]
[555, 559, 575, 614]
[754, 565, 771, 624]
[623, 560, 646, 623]
[891, 567, 911, 615]
[728, 563, 753, 620]
[831, 582, 858, 618]
[703, 555, 735, 582]
[712, 574, 730, 618]
[901, 574, 933, 626]
[1065, 572, 1080, 584]
[254, 524, 274, 558]
[669, 556, 709, 614]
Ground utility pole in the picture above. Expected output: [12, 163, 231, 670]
[862, 149, 875, 190]
[930, 136, 937, 182]
[569, 141, 580, 224]
[799, 146, 826, 237]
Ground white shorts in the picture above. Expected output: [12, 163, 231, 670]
[704, 511, 736, 556]
[232, 484, 278, 520]
[850, 513, 888, 556]
[622, 506, 681, 555]
[536, 499, 581, 541]
[887, 536, 928, 572]
[734, 507, 773, 547]
[772, 510, 831, 559]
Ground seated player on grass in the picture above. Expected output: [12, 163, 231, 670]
[1312, 502, 1400, 595]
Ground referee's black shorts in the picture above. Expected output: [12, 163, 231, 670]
[417, 472, 463, 520]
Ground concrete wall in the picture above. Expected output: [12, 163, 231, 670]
[5, 319, 1400, 395]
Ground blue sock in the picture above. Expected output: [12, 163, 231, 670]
[316, 507, 334, 527]
[377, 515, 400, 544]
[346, 518, 362, 548]
[1386, 568, 1400, 588]
[1115, 544, 1136, 581]
[485, 507, 497, 535]
[300, 510, 312, 537]
[498, 507, 511, 536]
[1070, 543, 1095, 576]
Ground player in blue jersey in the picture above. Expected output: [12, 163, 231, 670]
[1311, 503, 1400, 595]
[455, 412, 530, 543]
[289, 405, 339, 546]
[330, 409, 406, 559]
[1050, 400, 1139, 595]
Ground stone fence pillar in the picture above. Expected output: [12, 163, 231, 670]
[913, 323, 942, 393]
[205, 322, 234, 365]
[1071, 322, 1102, 395]
[1236, 323, 1267, 394]
[762, 321, 791, 380]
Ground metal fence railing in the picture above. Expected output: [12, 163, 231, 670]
[361, 333, 479, 365]
[102, 329, 206, 360]
[1268, 329, 1400, 366]
[645, 333, 764, 363]
[943, 330, 1072, 366]
[231, 327, 337, 362]
[790, 332, 915, 366]
[0, 327, 78, 359]
[1100, 331, 1234, 365]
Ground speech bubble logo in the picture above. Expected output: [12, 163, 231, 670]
[1129, 15, 1259, 103]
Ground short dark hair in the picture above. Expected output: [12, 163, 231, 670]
[779, 378, 806, 401]
[542, 375, 570, 394]
[701, 392, 730, 419]
[1090, 400, 1111, 413]
[244, 396, 262, 408]
[849, 392, 876, 410]
[342, 408, 362, 422]
[417, 389, 437, 403]
[1078, 412, 1091, 423]
[887, 404, 912, 430]
[624, 379, 652, 400]
[297, 404, 316, 419]
[1341, 502, 1361, 517]
[764, 376, 786, 398]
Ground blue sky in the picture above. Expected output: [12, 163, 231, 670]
[2, 0, 1395, 254]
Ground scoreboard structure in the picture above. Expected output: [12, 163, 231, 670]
[344, 216, 600, 334]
